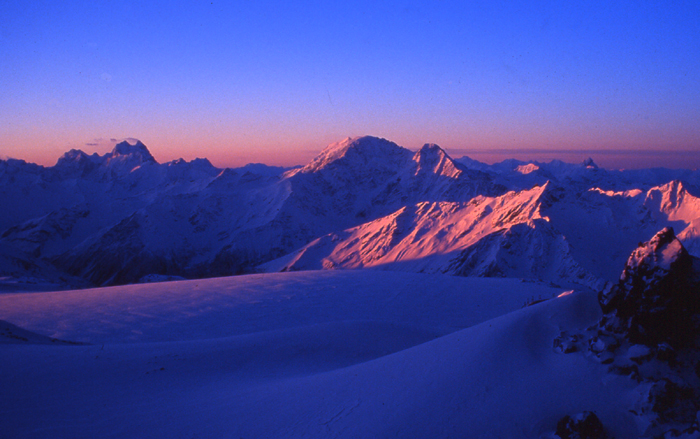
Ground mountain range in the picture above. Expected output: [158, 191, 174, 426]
[2, 136, 700, 290]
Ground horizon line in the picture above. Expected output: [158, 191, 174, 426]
[446, 148, 700, 157]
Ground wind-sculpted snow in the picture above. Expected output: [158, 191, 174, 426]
[0, 271, 567, 344]
[2, 136, 700, 288]
[0, 272, 645, 438]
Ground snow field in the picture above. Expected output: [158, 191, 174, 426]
[0, 271, 641, 438]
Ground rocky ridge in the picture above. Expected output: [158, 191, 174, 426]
[555, 228, 700, 437]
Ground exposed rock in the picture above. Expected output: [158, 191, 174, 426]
[586, 228, 700, 436]
[647, 379, 698, 425]
[598, 227, 700, 348]
[553, 331, 584, 354]
[555, 411, 606, 439]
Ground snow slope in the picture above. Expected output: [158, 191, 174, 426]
[261, 183, 600, 288]
[0, 271, 641, 438]
[0, 271, 566, 343]
[263, 177, 700, 287]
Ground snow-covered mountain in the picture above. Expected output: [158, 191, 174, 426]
[455, 154, 700, 190]
[0, 137, 503, 287]
[261, 183, 600, 288]
[2, 136, 700, 289]
[262, 177, 700, 289]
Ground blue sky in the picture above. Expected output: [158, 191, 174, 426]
[1, 1, 699, 168]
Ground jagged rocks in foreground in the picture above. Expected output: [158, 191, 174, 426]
[556, 227, 700, 437]
[598, 227, 700, 348]
[555, 411, 606, 439]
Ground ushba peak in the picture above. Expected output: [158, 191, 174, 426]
[53, 140, 156, 169]
[110, 140, 156, 164]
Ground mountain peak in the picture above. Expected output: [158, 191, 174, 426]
[413, 143, 461, 178]
[599, 226, 699, 347]
[54, 149, 100, 175]
[300, 136, 410, 173]
[418, 143, 446, 154]
[515, 163, 540, 175]
[56, 149, 92, 165]
[110, 140, 156, 164]
[582, 157, 598, 169]
[655, 179, 686, 195]
[622, 227, 687, 278]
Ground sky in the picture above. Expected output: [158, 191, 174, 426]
[1, 1, 699, 169]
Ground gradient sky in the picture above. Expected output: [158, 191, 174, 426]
[1, 1, 699, 169]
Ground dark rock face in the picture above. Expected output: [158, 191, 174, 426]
[647, 379, 698, 425]
[598, 227, 700, 348]
[551, 229, 700, 437]
[555, 411, 606, 439]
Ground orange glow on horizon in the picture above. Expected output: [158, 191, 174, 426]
[3, 132, 699, 171]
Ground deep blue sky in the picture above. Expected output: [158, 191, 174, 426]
[2, 1, 699, 168]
